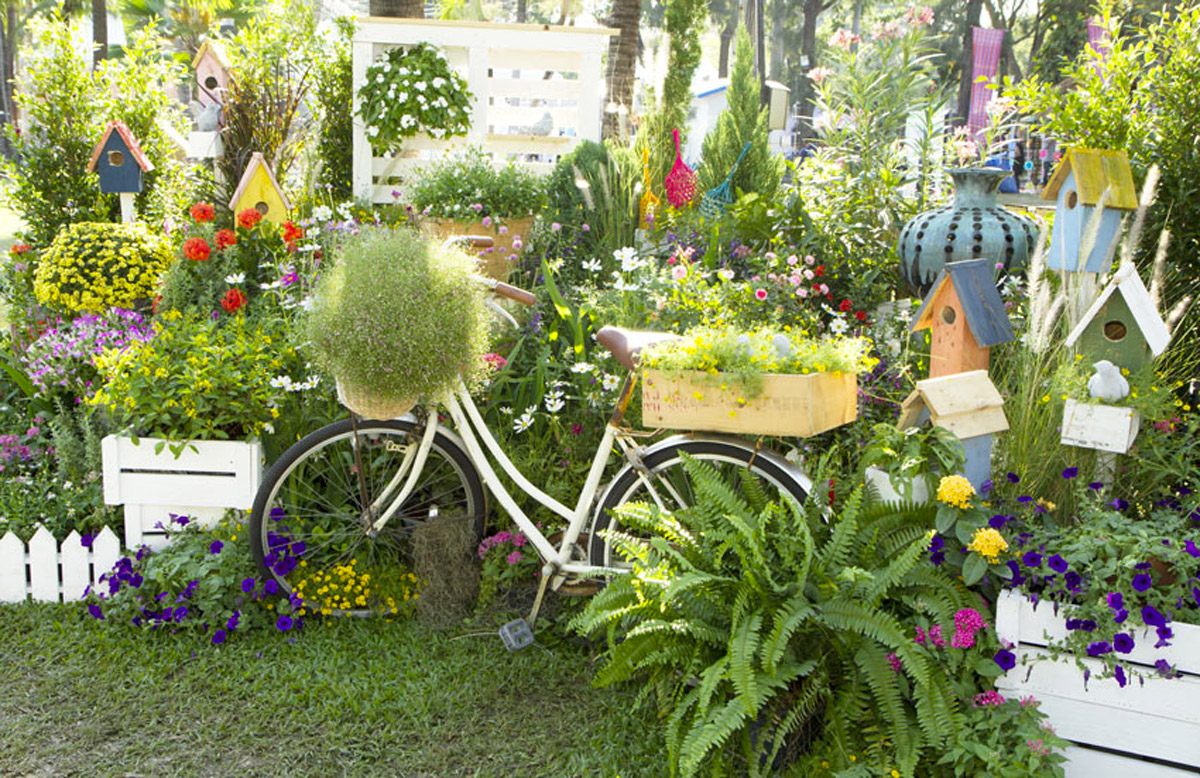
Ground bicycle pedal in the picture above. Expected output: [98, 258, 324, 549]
[499, 618, 535, 652]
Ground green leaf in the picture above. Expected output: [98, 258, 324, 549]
[975, 658, 1004, 678]
[934, 505, 956, 533]
[962, 554, 987, 586]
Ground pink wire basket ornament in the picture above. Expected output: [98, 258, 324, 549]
[663, 128, 697, 208]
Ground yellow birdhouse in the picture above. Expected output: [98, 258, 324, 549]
[229, 152, 291, 224]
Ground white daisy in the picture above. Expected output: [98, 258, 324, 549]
[570, 362, 595, 373]
[582, 258, 603, 273]
[602, 374, 621, 392]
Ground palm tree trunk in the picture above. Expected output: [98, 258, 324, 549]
[92, 0, 107, 65]
[718, 11, 736, 78]
[369, 0, 425, 18]
[601, 0, 640, 139]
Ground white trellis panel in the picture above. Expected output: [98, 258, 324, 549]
[0, 525, 123, 603]
[352, 18, 617, 203]
[995, 590, 1200, 775]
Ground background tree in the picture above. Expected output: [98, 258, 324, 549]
[601, 0, 640, 139]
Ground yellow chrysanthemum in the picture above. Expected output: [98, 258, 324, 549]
[936, 474, 975, 509]
[968, 527, 1009, 563]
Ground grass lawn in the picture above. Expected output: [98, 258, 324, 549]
[0, 603, 662, 778]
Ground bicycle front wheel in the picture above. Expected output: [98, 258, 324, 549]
[249, 417, 485, 616]
[588, 437, 810, 569]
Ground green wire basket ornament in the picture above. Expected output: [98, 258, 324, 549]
[700, 141, 752, 218]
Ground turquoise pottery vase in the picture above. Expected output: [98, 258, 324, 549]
[897, 167, 1038, 293]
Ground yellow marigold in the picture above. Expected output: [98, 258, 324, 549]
[968, 527, 1009, 563]
[936, 474, 975, 509]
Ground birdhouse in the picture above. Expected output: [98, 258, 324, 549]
[911, 259, 1015, 379]
[763, 80, 791, 132]
[1041, 148, 1137, 274]
[897, 370, 1009, 491]
[1065, 262, 1170, 371]
[192, 40, 232, 108]
[87, 120, 154, 195]
[229, 152, 291, 224]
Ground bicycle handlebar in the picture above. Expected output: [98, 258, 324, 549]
[493, 282, 536, 307]
[443, 235, 495, 249]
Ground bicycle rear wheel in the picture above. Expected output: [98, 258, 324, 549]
[249, 417, 485, 617]
[588, 437, 810, 569]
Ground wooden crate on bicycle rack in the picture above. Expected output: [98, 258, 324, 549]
[641, 369, 858, 437]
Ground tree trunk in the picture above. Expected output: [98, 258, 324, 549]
[718, 11, 737, 78]
[601, 0, 640, 139]
[768, 0, 784, 79]
[956, 0, 985, 124]
[92, 0, 107, 65]
[369, 0, 425, 17]
[796, 0, 822, 137]
[516, 0, 527, 22]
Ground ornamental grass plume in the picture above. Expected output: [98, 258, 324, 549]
[306, 226, 488, 408]
[936, 474, 974, 509]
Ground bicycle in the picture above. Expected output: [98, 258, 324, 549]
[248, 237, 813, 635]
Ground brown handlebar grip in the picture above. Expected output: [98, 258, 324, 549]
[494, 282, 536, 306]
[446, 235, 495, 249]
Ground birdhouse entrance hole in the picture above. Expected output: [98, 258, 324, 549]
[1066, 190, 1078, 209]
[940, 306, 957, 325]
[204, 75, 219, 90]
[107, 150, 125, 167]
[1104, 320, 1127, 342]
[254, 201, 269, 215]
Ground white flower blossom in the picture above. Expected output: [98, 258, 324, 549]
[614, 247, 640, 272]
[602, 374, 621, 392]
[545, 395, 565, 414]
[513, 405, 536, 433]
[224, 273, 246, 285]
[829, 317, 849, 335]
[582, 258, 603, 273]
[312, 205, 333, 221]
[570, 362, 595, 373]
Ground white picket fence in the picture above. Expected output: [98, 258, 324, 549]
[995, 589, 1200, 776]
[351, 18, 616, 202]
[0, 524, 122, 603]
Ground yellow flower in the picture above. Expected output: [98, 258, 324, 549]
[968, 527, 1009, 563]
[936, 475, 975, 509]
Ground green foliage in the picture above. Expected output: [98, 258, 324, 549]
[1, 18, 191, 248]
[306, 227, 488, 406]
[698, 31, 781, 202]
[408, 146, 546, 219]
[89, 310, 302, 444]
[572, 456, 976, 777]
[312, 17, 355, 199]
[33, 223, 172, 316]
[932, 696, 1069, 777]
[356, 42, 473, 153]
[859, 423, 965, 502]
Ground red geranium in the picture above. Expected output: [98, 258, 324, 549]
[855, 310, 867, 322]
[215, 229, 237, 250]
[220, 288, 247, 313]
[10, 243, 31, 255]
[281, 221, 304, 244]
[183, 237, 212, 262]
[237, 208, 264, 229]
[839, 299, 853, 312]
[190, 202, 216, 223]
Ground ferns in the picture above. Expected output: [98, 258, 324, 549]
[571, 455, 975, 777]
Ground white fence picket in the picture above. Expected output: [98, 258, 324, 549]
[27, 524, 59, 602]
[92, 527, 121, 584]
[60, 531, 90, 601]
[0, 531, 24, 602]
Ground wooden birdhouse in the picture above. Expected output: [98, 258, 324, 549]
[1042, 148, 1137, 274]
[911, 259, 1015, 379]
[898, 370, 1009, 491]
[192, 40, 232, 108]
[229, 152, 291, 224]
[87, 120, 154, 223]
[1065, 262, 1170, 371]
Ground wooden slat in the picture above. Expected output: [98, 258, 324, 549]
[102, 436, 263, 510]
[92, 527, 121, 581]
[1064, 746, 1197, 778]
[488, 77, 580, 100]
[488, 49, 585, 72]
[0, 531, 25, 602]
[27, 525, 58, 602]
[60, 531, 89, 601]
[488, 104, 580, 128]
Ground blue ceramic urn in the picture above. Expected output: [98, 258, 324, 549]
[897, 167, 1039, 293]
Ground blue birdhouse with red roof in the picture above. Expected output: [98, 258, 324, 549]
[87, 120, 154, 195]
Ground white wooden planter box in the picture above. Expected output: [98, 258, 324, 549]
[101, 435, 264, 549]
[995, 589, 1200, 775]
[0, 525, 121, 603]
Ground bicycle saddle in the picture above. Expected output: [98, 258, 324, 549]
[595, 326, 681, 371]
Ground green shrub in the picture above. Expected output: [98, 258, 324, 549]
[312, 17, 355, 199]
[34, 223, 172, 316]
[409, 146, 546, 219]
[306, 227, 489, 407]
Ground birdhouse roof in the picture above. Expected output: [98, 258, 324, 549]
[1041, 148, 1138, 210]
[910, 259, 1016, 347]
[1065, 262, 1171, 356]
[86, 120, 154, 174]
[192, 40, 232, 70]
[897, 370, 1008, 438]
[228, 152, 291, 213]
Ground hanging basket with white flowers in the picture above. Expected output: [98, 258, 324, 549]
[356, 43, 474, 153]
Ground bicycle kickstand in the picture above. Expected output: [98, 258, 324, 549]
[498, 568, 552, 652]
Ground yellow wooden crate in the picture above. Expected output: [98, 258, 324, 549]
[642, 369, 858, 437]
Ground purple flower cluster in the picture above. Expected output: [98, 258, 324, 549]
[21, 309, 155, 398]
[478, 529, 530, 566]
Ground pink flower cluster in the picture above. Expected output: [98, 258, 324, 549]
[973, 690, 1006, 707]
[951, 607, 988, 648]
[477, 529, 528, 560]
[914, 624, 946, 647]
[886, 652, 902, 673]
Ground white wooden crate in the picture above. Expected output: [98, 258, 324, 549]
[995, 589, 1200, 775]
[351, 18, 616, 203]
[101, 435, 263, 548]
[0, 525, 121, 603]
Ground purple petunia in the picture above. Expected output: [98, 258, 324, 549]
[1087, 481, 1104, 491]
[1006, 561, 1024, 584]
[1115, 665, 1127, 687]
[1006, 472, 1020, 484]
[276, 615, 293, 632]
[1107, 592, 1124, 610]
[1113, 608, 1129, 624]
[989, 514, 1009, 529]
[1132, 574, 1153, 592]
[1113, 633, 1135, 653]
[209, 541, 223, 554]
[1086, 641, 1112, 657]
[1062, 467, 1079, 479]
[1023, 551, 1043, 568]
[87, 603, 104, 620]
[1048, 554, 1068, 573]
[212, 629, 227, 645]
[1065, 571, 1082, 590]
[1186, 540, 1200, 558]
[1142, 605, 1167, 628]
[241, 578, 256, 593]
[1156, 625, 1174, 648]
[1110, 498, 1129, 510]
[994, 649, 1017, 671]
[1155, 659, 1178, 678]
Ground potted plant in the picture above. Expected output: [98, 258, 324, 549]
[639, 326, 875, 437]
[90, 311, 304, 547]
[305, 226, 489, 419]
[408, 146, 546, 279]
[860, 422, 965, 503]
[356, 42, 473, 153]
